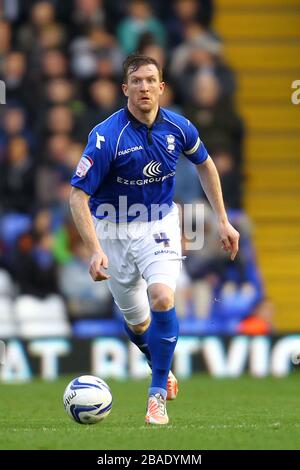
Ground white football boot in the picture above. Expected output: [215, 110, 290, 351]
[145, 393, 169, 425]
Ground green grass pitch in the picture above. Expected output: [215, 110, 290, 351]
[1, 374, 300, 450]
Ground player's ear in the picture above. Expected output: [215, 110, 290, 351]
[122, 83, 128, 96]
[159, 81, 165, 95]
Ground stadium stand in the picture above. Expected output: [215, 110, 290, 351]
[214, 0, 300, 330]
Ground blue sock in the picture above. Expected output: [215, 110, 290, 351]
[123, 321, 152, 367]
[147, 307, 178, 398]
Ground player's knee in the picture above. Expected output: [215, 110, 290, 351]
[127, 317, 150, 335]
[149, 288, 174, 311]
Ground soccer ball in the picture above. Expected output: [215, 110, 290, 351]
[63, 375, 112, 424]
[291, 351, 300, 365]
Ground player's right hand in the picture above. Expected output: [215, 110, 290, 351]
[89, 251, 111, 281]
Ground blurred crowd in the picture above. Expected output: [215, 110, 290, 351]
[0, 0, 272, 335]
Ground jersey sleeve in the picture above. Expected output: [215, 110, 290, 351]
[71, 128, 112, 195]
[183, 120, 209, 165]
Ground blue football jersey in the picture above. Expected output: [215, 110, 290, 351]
[71, 107, 208, 222]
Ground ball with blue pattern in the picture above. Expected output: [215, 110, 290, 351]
[63, 375, 112, 424]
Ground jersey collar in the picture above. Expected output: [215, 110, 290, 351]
[125, 107, 164, 128]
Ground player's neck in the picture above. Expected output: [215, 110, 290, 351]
[127, 103, 159, 127]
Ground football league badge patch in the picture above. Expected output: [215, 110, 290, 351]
[76, 156, 93, 177]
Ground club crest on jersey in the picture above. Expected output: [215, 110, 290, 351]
[166, 134, 175, 152]
[76, 155, 93, 177]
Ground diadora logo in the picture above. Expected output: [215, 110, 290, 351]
[162, 336, 177, 343]
[166, 134, 175, 152]
[118, 145, 143, 156]
[143, 160, 162, 177]
[96, 132, 105, 149]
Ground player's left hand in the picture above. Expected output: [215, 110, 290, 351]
[218, 220, 240, 261]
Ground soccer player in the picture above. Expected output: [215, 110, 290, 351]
[70, 54, 239, 425]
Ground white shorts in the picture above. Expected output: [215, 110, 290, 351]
[93, 205, 183, 325]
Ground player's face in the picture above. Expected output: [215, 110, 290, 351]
[122, 64, 165, 113]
